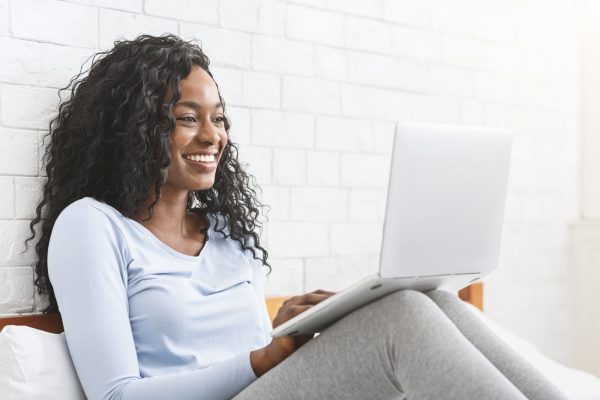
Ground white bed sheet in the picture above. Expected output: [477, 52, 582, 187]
[470, 304, 600, 400]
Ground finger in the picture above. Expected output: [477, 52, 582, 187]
[301, 293, 333, 305]
[310, 289, 336, 295]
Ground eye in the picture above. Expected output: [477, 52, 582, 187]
[177, 116, 197, 123]
[213, 114, 227, 125]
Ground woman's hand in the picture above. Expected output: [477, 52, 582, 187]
[250, 289, 336, 377]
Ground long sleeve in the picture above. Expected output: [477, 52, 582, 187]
[48, 202, 259, 400]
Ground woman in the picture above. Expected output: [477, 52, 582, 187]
[26, 34, 567, 400]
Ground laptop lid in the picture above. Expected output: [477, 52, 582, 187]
[379, 122, 513, 279]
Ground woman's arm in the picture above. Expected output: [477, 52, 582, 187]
[48, 202, 260, 400]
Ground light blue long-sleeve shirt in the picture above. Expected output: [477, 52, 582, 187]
[47, 197, 273, 400]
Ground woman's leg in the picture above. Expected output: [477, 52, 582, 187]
[234, 290, 527, 400]
[425, 289, 569, 400]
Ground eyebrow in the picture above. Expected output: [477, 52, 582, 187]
[175, 100, 223, 110]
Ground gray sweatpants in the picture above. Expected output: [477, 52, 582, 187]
[233, 289, 569, 400]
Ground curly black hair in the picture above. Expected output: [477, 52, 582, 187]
[24, 34, 272, 314]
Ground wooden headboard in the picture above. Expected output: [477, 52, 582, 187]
[0, 284, 483, 334]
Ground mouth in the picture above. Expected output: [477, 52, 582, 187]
[182, 153, 218, 171]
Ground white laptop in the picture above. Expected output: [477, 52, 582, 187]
[270, 121, 513, 337]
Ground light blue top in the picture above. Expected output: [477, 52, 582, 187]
[47, 197, 272, 400]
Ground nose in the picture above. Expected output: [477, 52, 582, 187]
[197, 119, 221, 145]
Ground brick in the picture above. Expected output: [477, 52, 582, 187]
[430, 64, 474, 97]
[258, 185, 290, 221]
[210, 66, 242, 106]
[0, 267, 34, 313]
[283, 77, 340, 115]
[0, 128, 39, 175]
[475, 72, 514, 103]
[284, 0, 380, 18]
[0, 220, 38, 267]
[252, 35, 314, 76]
[286, 5, 344, 46]
[330, 222, 382, 255]
[341, 84, 412, 121]
[477, 15, 516, 44]
[431, 0, 476, 36]
[349, 188, 386, 222]
[144, 0, 218, 25]
[290, 187, 348, 221]
[180, 24, 252, 69]
[263, 258, 304, 296]
[0, 37, 96, 88]
[267, 221, 329, 258]
[515, 78, 556, 109]
[99, 9, 178, 50]
[345, 16, 392, 54]
[0, 176, 14, 218]
[15, 177, 43, 219]
[478, 43, 517, 75]
[381, 0, 430, 28]
[371, 121, 395, 154]
[0, 0, 8, 36]
[1, 85, 58, 130]
[307, 151, 339, 186]
[459, 100, 484, 125]
[346, 51, 431, 92]
[220, 0, 284, 34]
[224, 106, 251, 145]
[335, 255, 372, 289]
[239, 145, 271, 185]
[272, 148, 305, 185]
[242, 71, 280, 109]
[252, 110, 314, 148]
[440, 36, 478, 68]
[11, 0, 97, 48]
[69, 0, 142, 12]
[392, 26, 440, 61]
[304, 257, 337, 292]
[409, 95, 460, 124]
[340, 153, 390, 188]
[314, 45, 346, 81]
[315, 116, 372, 152]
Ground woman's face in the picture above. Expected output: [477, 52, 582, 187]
[164, 66, 228, 192]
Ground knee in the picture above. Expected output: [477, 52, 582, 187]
[365, 289, 442, 323]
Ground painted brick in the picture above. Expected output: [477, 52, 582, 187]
[290, 187, 348, 221]
[304, 257, 337, 292]
[381, 0, 430, 28]
[0, 220, 38, 267]
[259, 185, 290, 221]
[257, 0, 286, 36]
[239, 145, 271, 186]
[263, 258, 304, 296]
[314, 45, 346, 81]
[285, 0, 380, 18]
[477, 15, 516, 44]
[0, 0, 8, 36]
[15, 177, 43, 219]
[0, 128, 39, 175]
[272, 148, 305, 185]
[430, 64, 474, 97]
[252, 109, 314, 148]
[349, 188, 386, 222]
[440, 36, 478, 68]
[11, 0, 97, 48]
[286, 5, 344, 46]
[0, 176, 14, 219]
[210, 66, 243, 106]
[0, 267, 34, 313]
[179, 23, 252, 69]
[330, 222, 382, 256]
[144, 0, 218, 25]
[99, 9, 178, 50]
[252, 35, 314, 76]
[283, 76, 341, 115]
[242, 71, 280, 109]
[307, 151, 339, 187]
[340, 153, 390, 188]
[224, 106, 251, 145]
[341, 84, 412, 121]
[392, 26, 440, 61]
[431, 0, 476, 36]
[69, 0, 143, 12]
[220, 0, 285, 35]
[475, 72, 514, 103]
[267, 221, 328, 258]
[315, 116, 372, 152]
[345, 16, 392, 54]
[0, 38, 96, 88]
[1, 85, 58, 130]
[371, 121, 395, 154]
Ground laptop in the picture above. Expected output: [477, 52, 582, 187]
[270, 121, 513, 337]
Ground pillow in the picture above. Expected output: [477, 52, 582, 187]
[0, 325, 85, 400]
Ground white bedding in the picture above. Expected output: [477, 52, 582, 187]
[472, 305, 600, 400]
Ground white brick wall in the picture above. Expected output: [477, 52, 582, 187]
[0, 0, 585, 369]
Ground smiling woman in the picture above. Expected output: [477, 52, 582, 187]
[21, 34, 570, 400]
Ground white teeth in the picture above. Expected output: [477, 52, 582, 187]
[184, 154, 216, 162]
